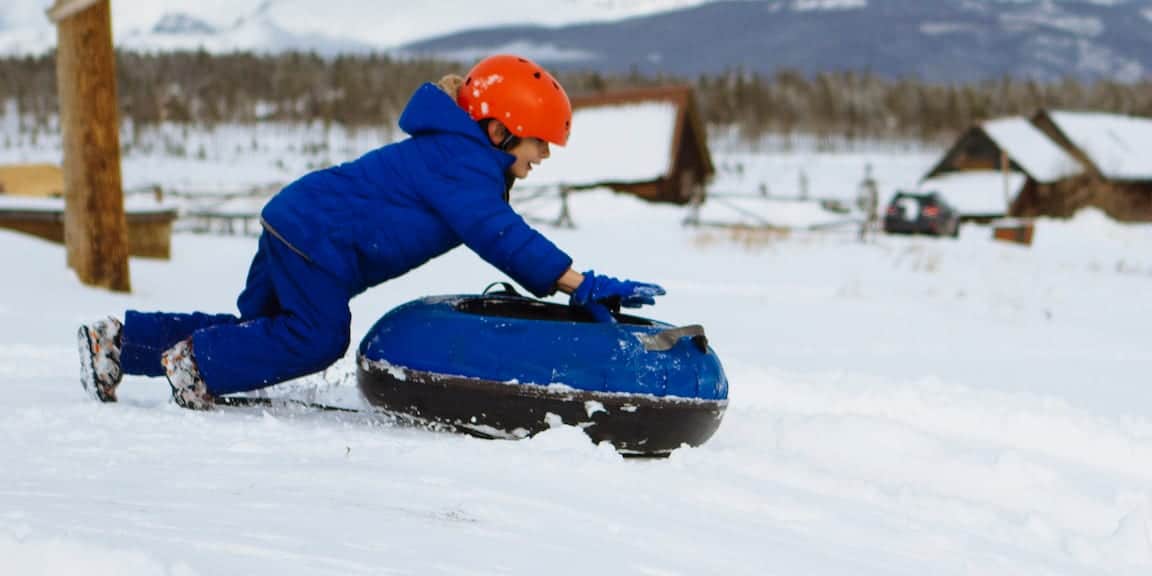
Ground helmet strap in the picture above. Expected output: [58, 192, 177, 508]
[498, 133, 521, 151]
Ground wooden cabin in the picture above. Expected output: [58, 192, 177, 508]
[922, 116, 1084, 221]
[0, 195, 179, 259]
[926, 110, 1152, 222]
[530, 85, 714, 205]
[1027, 110, 1152, 222]
[0, 164, 66, 197]
[0, 164, 177, 259]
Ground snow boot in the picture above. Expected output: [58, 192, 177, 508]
[77, 316, 123, 402]
[161, 338, 214, 410]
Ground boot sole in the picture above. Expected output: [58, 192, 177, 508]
[165, 375, 216, 410]
[161, 349, 215, 411]
[77, 326, 116, 403]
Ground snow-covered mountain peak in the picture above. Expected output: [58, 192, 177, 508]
[231, 0, 278, 29]
[404, 0, 1152, 82]
[2, 0, 717, 55]
[117, 1, 375, 56]
[790, 0, 868, 11]
[152, 13, 219, 36]
[998, 1, 1105, 37]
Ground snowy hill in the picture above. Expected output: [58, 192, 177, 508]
[4, 121, 1152, 572]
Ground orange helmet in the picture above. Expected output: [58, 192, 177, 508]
[457, 54, 572, 147]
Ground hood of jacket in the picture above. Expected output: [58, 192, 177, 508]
[400, 83, 502, 150]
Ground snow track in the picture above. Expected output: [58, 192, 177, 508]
[3, 175, 1152, 574]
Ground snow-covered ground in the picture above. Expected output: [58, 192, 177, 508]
[3, 127, 1152, 575]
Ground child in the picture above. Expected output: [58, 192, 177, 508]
[77, 54, 665, 410]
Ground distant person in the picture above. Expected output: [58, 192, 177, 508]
[76, 54, 665, 410]
[857, 163, 879, 242]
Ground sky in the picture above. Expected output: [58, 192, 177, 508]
[4, 0, 711, 48]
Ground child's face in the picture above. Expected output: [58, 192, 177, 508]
[506, 137, 551, 179]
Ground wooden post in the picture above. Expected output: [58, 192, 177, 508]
[49, 0, 131, 292]
[1000, 150, 1012, 214]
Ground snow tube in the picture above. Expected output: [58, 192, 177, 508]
[356, 284, 728, 455]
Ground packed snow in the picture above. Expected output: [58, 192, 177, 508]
[3, 122, 1152, 575]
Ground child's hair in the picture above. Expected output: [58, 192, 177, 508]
[435, 74, 465, 98]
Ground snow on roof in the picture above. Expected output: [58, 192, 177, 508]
[0, 195, 177, 214]
[527, 102, 677, 187]
[981, 117, 1083, 183]
[918, 170, 1026, 216]
[1047, 111, 1152, 181]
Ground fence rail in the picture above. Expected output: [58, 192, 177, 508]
[130, 184, 274, 236]
[142, 182, 581, 237]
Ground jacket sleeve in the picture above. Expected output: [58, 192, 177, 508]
[419, 149, 572, 297]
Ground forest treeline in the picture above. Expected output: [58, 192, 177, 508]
[2, 51, 1151, 144]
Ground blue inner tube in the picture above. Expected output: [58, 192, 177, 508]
[356, 286, 728, 454]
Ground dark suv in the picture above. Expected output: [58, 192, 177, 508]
[883, 191, 960, 237]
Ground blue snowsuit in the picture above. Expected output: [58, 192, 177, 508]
[120, 83, 573, 396]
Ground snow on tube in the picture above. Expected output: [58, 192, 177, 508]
[356, 284, 728, 455]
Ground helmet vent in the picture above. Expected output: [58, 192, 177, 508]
[533, 71, 542, 79]
[552, 81, 560, 91]
[465, 77, 472, 85]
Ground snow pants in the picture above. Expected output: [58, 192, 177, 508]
[120, 232, 352, 396]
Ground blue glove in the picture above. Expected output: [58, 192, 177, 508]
[570, 270, 666, 323]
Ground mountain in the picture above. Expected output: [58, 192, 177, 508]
[114, 3, 375, 56]
[2, 0, 1150, 82]
[0, 0, 712, 57]
[0, 2, 357, 56]
[399, 0, 1152, 82]
[150, 13, 218, 36]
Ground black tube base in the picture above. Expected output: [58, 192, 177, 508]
[358, 362, 727, 456]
